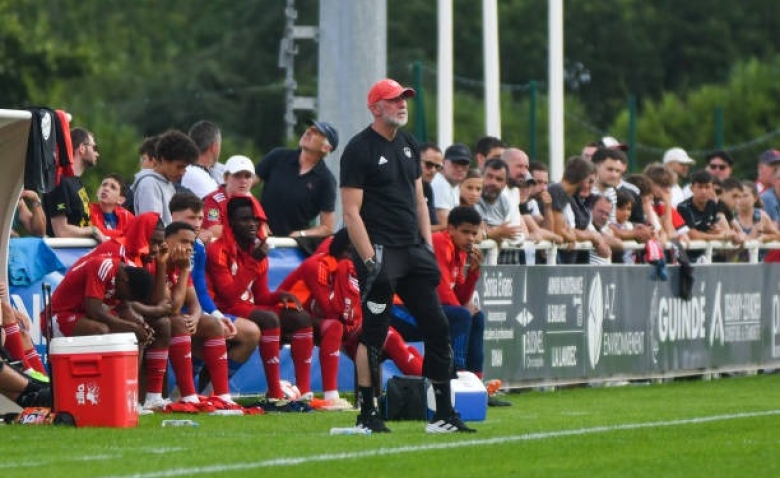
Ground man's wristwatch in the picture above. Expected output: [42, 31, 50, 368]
[364, 256, 377, 272]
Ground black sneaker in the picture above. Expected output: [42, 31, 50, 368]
[356, 411, 391, 433]
[488, 396, 512, 407]
[426, 412, 476, 433]
[16, 386, 53, 408]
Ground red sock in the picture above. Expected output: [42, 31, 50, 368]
[2, 323, 31, 369]
[169, 335, 196, 398]
[24, 348, 47, 374]
[385, 328, 423, 376]
[144, 348, 169, 394]
[202, 338, 230, 396]
[290, 327, 313, 394]
[259, 327, 283, 398]
[318, 320, 343, 393]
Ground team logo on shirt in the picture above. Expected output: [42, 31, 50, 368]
[403, 147, 412, 158]
[378, 156, 388, 165]
[207, 208, 220, 221]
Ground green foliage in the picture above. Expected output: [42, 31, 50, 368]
[612, 56, 780, 177]
[5, 0, 780, 181]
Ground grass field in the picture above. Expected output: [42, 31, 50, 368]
[2, 374, 779, 478]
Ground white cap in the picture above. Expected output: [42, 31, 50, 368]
[662, 147, 695, 165]
[225, 155, 255, 175]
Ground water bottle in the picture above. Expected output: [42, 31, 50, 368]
[329, 427, 371, 436]
[209, 409, 244, 416]
[161, 419, 199, 427]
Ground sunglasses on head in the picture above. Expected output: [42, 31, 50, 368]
[708, 163, 729, 170]
[423, 161, 443, 171]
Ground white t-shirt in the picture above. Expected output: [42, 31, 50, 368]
[181, 165, 219, 199]
[430, 173, 460, 211]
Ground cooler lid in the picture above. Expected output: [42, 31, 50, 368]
[50, 333, 138, 355]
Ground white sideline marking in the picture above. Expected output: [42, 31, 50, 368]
[98, 409, 780, 478]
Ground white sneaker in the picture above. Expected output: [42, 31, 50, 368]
[300, 391, 314, 402]
[426, 413, 476, 433]
[322, 398, 353, 411]
[136, 403, 154, 416]
[143, 397, 172, 412]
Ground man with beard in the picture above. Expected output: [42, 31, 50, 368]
[44, 127, 105, 240]
[341, 78, 474, 434]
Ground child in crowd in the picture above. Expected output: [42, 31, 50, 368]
[89, 173, 134, 239]
[610, 189, 637, 263]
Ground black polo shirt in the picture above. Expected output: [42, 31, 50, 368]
[256, 148, 336, 237]
[340, 126, 421, 246]
[677, 197, 720, 232]
[43, 176, 91, 236]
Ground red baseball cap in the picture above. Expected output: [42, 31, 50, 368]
[367, 78, 416, 106]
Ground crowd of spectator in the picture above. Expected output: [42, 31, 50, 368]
[8, 117, 780, 415]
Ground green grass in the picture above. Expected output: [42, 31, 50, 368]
[2, 374, 780, 478]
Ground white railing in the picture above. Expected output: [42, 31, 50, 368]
[476, 239, 780, 265]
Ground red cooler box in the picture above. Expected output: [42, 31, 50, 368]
[50, 333, 139, 428]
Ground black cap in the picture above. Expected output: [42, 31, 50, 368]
[306, 120, 339, 150]
[444, 143, 472, 164]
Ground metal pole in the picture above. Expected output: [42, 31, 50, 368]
[483, 0, 501, 137]
[529, 80, 537, 161]
[548, 0, 565, 182]
[319, 0, 387, 222]
[437, 0, 454, 148]
[628, 95, 637, 172]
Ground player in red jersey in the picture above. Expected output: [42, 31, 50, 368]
[280, 229, 422, 409]
[48, 256, 154, 340]
[206, 196, 314, 403]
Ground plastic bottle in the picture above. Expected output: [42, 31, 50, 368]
[329, 427, 371, 436]
[161, 419, 199, 427]
[209, 409, 244, 416]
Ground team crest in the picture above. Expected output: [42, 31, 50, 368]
[207, 208, 220, 221]
[403, 147, 412, 158]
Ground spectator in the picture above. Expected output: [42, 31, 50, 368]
[459, 168, 483, 208]
[419, 142, 444, 231]
[641, 164, 689, 245]
[124, 135, 160, 215]
[43, 127, 104, 241]
[206, 196, 314, 405]
[610, 190, 638, 263]
[591, 148, 653, 251]
[256, 120, 338, 238]
[548, 156, 607, 263]
[705, 150, 734, 181]
[431, 143, 472, 227]
[736, 181, 780, 244]
[202, 155, 268, 243]
[756, 149, 780, 195]
[590, 194, 624, 264]
[677, 169, 744, 262]
[89, 173, 134, 239]
[582, 136, 628, 161]
[132, 130, 198, 226]
[12, 189, 46, 237]
[473, 136, 506, 170]
[393, 207, 484, 375]
[529, 161, 554, 230]
[181, 121, 223, 198]
[662, 147, 696, 207]
[475, 158, 527, 262]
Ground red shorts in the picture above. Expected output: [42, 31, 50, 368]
[227, 303, 279, 320]
[51, 312, 87, 338]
